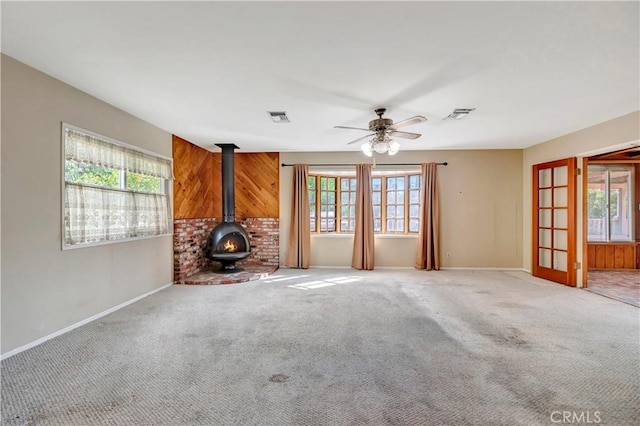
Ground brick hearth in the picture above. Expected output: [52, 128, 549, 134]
[173, 217, 279, 284]
[182, 265, 277, 285]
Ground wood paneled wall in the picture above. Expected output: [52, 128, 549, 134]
[234, 152, 279, 219]
[587, 243, 638, 270]
[173, 136, 279, 219]
[173, 135, 219, 219]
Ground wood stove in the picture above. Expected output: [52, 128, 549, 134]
[205, 144, 251, 271]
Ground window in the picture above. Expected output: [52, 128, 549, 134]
[62, 124, 173, 248]
[309, 176, 317, 231]
[340, 177, 357, 232]
[318, 176, 337, 232]
[408, 175, 421, 232]
[309, 172, 421, 234]
[587, 164, 633, 242]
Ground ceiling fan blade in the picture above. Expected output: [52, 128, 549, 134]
[389, 116, 427, 130]
[334, 125, 371, 132]
[346, 133, 375, 145]
[388, 130, 421, 140]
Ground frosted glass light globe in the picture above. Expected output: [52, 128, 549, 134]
[388, 139, 400, 155]
[361, 141, 374, 157]
[374, 141, 388, 154]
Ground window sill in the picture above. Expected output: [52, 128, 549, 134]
[62, 233, 173, 250]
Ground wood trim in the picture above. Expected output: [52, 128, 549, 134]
[587, 159, 640, 164]
[532, 163, 540, 274]
[567, 158, 577, 286]
[635, 164, 640, 243]
[581, 157, 589, 287]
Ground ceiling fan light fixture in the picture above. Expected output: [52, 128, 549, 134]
[341, 108, 423, 157]
[374, 140, 388, 154]
[388, 139, 400, 156]
[361, 141, 374, 157]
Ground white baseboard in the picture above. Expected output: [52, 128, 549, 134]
[1, 282, 173, 361]
[285, 266, 529, 272]
[439, 267, 528, 272]
[373, 266, 416, 270]
[308, 265, 352, 269]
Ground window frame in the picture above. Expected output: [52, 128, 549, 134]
[309, 171, 421, 235]
[586, 163, 634, 243]
[61, 123, 173, 250]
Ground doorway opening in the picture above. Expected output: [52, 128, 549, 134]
[584, 146, 639, 307]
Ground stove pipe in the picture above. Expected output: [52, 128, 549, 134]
[216, 143, 239, 223]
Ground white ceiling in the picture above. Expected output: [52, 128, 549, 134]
[2, 1, 639, 153]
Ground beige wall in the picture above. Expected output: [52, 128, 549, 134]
[1, 55, 173, 355]
[280, 149, 523, 269]
[522, 111, 640, 281]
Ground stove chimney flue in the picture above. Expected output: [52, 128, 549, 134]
[216, 143, 239, 223]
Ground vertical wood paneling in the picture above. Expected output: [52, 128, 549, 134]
[623, 245, 635, 269]
[604, 245, 616, 268]
[614, 245, 625, 269]
[595, 245, 605, 269]
[588, 243, 638, 270]
[587, 245, 596, 269]
[173, 136, 278, 220]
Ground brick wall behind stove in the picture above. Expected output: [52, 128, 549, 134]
[173, 218, 218, 282]
[173, 217, 279, 283]
[239, 218, 279, 267]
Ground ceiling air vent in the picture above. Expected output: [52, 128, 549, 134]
[267, 111, 290, 123]
[445, 108, 475, 120]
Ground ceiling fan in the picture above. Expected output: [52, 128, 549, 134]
[334, 108, 427, 144]
[334, 108, 427, 156]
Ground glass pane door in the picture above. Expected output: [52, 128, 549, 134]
[533, 158, 577, 286]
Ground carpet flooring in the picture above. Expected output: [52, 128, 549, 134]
[1, 269, 638, 425]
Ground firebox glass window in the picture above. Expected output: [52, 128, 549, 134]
[62, 124, 172, 249]
[309, 172, 421, 234]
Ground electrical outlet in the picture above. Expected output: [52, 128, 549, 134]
[446, 252, 452, 258]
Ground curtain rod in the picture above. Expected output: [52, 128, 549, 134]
[281, 162, 448, 167]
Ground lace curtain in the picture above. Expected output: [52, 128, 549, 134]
[63, 126, 171, 247]
[65, 184, 170, 245]
[65, 128, 172, 179]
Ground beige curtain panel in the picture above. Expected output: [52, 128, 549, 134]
[415, 162, 440, 270]
[285, 164, 311, 268]
[352, 163, 375, 270]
